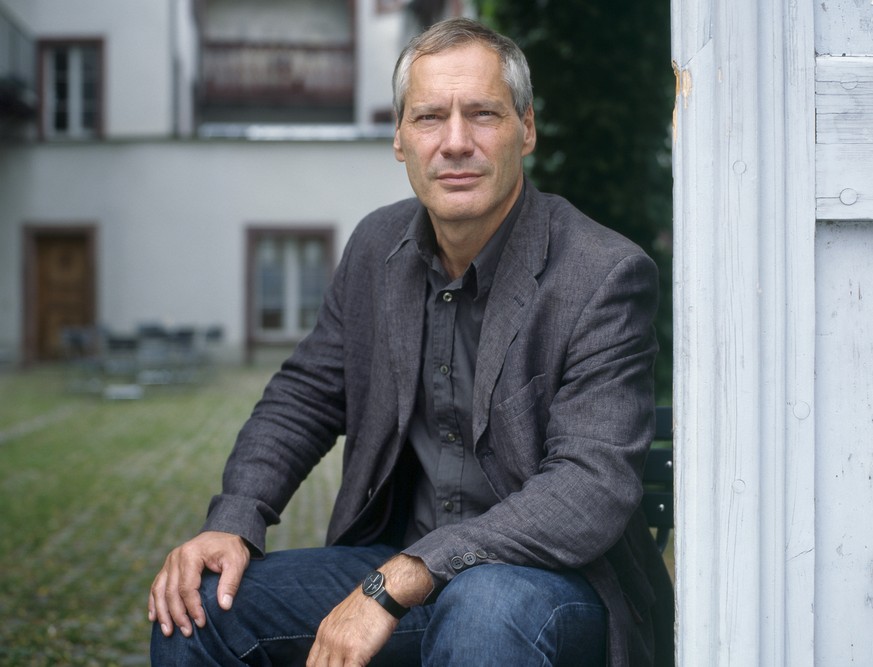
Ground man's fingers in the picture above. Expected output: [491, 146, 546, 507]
[211, 535, 250, 611]
[177, 553, 206, 631]
[166, 552, 196, 636]
[150, 568, 176, 637]
[148, 532, 250, 637]
[215, 556, 247, 610]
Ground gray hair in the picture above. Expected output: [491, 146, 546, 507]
[392, 17, 533, 123]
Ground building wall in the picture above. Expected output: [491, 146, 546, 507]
[3, 0, 176, 137]
[0, 139, 413, 362]
[356, 3, 406, 126]
[0, 0, 444, 364]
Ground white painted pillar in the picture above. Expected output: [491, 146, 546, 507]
[671, 0, 817, 664]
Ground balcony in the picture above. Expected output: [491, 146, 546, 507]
[0, 5, 37, 134]
[199, 40, 354, 123]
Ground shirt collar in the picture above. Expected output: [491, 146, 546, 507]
[398, 183, 526, 300]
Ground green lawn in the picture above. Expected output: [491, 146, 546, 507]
[0, 365, 342, 666]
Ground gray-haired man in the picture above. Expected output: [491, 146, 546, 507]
[149, 17, 673, 667]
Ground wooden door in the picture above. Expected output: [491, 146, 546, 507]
[24, 227, 96, 361]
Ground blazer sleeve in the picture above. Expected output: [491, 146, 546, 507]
[403, 251, 659, 584]
[199, 233, 353, 557]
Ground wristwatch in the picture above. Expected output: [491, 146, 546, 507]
[361, 570, 409, 619]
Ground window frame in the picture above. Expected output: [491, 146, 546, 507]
[244, 225, 335, 360]
[37, 38, 105, 141]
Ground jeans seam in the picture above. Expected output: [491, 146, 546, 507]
[239, 635, 314, 659]
[533, 601, 604, 664]
[239, 627, 427, 659]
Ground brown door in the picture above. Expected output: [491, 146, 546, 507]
[24, 227, 96, 362]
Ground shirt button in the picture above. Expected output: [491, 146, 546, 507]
[462, 552, 477, 566]
[446, 432, 457, 443]
[439, 364, 450, 375]
[442, 292, 453, 303]
[443, 500, 454, 512]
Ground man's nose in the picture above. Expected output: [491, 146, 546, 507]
[440, 114, 475, 158]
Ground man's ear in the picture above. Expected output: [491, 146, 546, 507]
[393, 126, 406, 163]
[521, 106, 536, 157]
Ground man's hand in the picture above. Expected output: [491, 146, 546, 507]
[148, 530, 251, 638]
[306, 554, 433, 666]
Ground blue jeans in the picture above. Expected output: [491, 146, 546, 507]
[150, 545, 606, 666]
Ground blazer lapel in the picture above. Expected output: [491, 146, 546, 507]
[472, 186, 549, 447]
[384, 234, 427, 439]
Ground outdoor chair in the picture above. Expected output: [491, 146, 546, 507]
[642, 406, 674, 553]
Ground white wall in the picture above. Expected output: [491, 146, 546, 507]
[172, 0, 198, 137]
[815, 221, 873, 662]
[3, 0, 175, 137]
[0, 140, 413, 360]
[356, 4, 406, 127]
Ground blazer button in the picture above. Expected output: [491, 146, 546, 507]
[475, 548, 488, 560]
[451, 556, 464, 571]
[462, 552, 476, 566]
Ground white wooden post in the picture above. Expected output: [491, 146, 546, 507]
[671, 0, 817, 664]
[813, 4, 873, 662]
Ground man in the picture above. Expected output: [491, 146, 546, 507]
[149, 17, 673, 667]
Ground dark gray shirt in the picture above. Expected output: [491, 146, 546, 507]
[402, 189, 525, 546]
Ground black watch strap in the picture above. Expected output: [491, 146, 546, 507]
[361, 570, 409, 619]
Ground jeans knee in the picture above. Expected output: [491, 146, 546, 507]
[422, 564, 606, 667]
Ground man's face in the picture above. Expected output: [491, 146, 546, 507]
[393, 43, 536, 232]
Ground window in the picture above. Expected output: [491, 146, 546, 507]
[247, 228, 334, 346]
[39, 40, 102, 139]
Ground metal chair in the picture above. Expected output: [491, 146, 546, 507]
[642, 406, 674, 553]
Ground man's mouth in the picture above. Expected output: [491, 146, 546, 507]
[437, 172, 481, 186]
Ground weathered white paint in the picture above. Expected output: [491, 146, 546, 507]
[671, 0, 817, 664]
[815, 220, 873, 664]
[816, 56, 873, 220]
[815, 0, 873, 56]
[813, 23, 873, 664]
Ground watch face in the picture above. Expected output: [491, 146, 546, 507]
[362, 570, 384, 597]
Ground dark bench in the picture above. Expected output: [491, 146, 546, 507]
[642, 406, 674, 552]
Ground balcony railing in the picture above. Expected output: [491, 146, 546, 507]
[200, 41, 354, 107]
[0, 5, 36, 121]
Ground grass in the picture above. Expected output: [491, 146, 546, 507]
[0, 365, 342, 666]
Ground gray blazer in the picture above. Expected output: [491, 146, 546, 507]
[205, 183, 674, 666]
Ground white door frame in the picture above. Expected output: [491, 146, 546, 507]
[671, 0, 817, 664]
